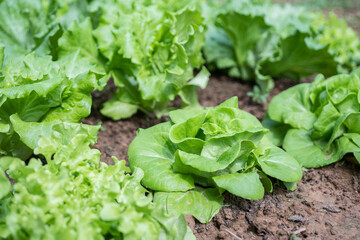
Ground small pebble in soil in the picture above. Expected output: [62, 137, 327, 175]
[296, 193, 303, 199]
[223, 208, 233, 220]
[285, 193, 295, 198]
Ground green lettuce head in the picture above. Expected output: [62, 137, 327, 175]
[0, 118, 193, 240]
[264, 68, 360, 168]
[128, 97, 302, 223]
[0, 50, 104, 160]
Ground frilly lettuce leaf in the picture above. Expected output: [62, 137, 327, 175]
[264, 69, 360, 167]
[0, 52, 103, 160]
[0, 145, 192, 239]
[311, 13, 360, 72]
[0, 112, 194, 239]
[0, 0, 98, 63]
[0, 0, 59, 60]
[129, 97, 302, 222]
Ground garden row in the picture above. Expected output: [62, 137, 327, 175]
[0, 0, 359, 239]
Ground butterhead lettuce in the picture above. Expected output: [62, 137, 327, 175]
[264, 69, 360, 167]
[128, 97, 302, 222]
[204, 0, 360, 101]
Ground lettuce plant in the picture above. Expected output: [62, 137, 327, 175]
[128, 97, 302, 222]
[92, 0, 208, 119]
[264, 69, 360, 168]
[0, 117, 194, 240]
[0, 49, 104, 160]
[203, 0, 359, 100]
[312, 13, 360, 72]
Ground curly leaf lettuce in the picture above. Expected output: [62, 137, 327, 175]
[129, 97, 302, 222]
[92, 0, 207, 119]
[311, 13, 360, 72]
[0, 160, 190, 239]
[264, 69, 360, 167]
[0, 52, 103, 160]
[0, 127, 193, 239]
[0, 0, 60, 60]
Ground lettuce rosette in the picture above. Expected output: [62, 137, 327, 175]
[203, 0, 360, 101]
[128, 97, 302, 223]
[0, 119, 193, 240]
[0, 49, 104, 160]
[264, 68, 360, 168]
[93, 0, 208, 119]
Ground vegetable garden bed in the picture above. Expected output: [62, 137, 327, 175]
[1, 0, 360, 239]
[84, 76, 360, 239]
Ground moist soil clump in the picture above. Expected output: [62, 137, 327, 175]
[84, 76, 360, 239]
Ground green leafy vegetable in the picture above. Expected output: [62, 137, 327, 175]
[129, 97, 302, 222]
[0, 118, 194, 239]
[264, 69, 360, 167]
[101, 1, 207, 119]
[0, 51, 103, 160]
[204, 0, 360, 100]
[52, 0, 209, 119]
[0, 0, 208, 120]
[312, 13, 360, 72]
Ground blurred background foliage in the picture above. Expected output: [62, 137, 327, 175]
[275, 0, 360, 30]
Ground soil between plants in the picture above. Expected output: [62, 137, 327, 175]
[83, 75, 360, 240]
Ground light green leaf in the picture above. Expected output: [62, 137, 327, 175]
[100, 100, 138, 120]
[213, 172, 264, 200]
[187, 67, 210, 89]
[283, 129, 355, 168]
[169, 108, 206, 124]
[58, 18, 105, 70]
[10, 114, 99, 160]
[258, 32, 338, 81]
[262, 113, 290, 146]
[154, 188, 224, 223]
[312, 101, 341, 139]
[169, 112, 207, 154]
[128, 122, 194, 192]
[215, 11, 270, 80]
[0, 171, 10, 199]
[256, 147, 302, 182]
[100, 203, 123, 221]
[267, 84, 311, 124]
[283, 182, 297, 191]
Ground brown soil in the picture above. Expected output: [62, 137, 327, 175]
[83, 75, 360, 239]
[189, 160, 360, 240]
